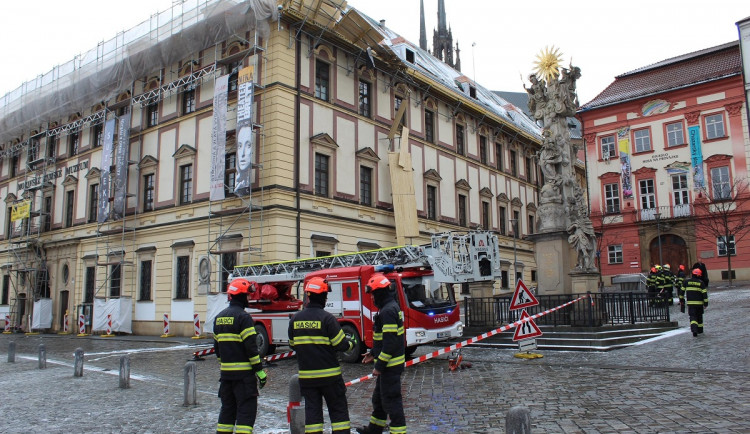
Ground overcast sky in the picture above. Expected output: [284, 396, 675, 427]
[0, 0, 747, 105]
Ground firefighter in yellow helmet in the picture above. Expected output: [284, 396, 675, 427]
[288, 276, 354, 433]
[357, 273, 406, 434]
[213, 278, 266, 433]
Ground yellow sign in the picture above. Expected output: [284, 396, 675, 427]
[11, 200, 31, 221]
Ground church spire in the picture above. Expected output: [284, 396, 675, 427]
[419, 0, 427, 51]
[437, 0, 447, 32]
[431, 0, 461, 71]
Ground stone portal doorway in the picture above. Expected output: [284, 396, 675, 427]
[649, 234, 688, 269]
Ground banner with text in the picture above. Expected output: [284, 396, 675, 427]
[10, 200, 31, 222]
[688, 125, 705, 190]
[235, 66, 254, 197]
[210, 74, 229, 201]
[113, 114, 131, 220]
[617, 127, 633, 199]
[98, 118, 116, 223]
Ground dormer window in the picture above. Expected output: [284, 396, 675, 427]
[469, 86, 477, 99]
[405, 48, 415, 63]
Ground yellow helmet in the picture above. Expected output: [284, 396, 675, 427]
[655, 265, 662, 271]
[663, 264, 671, 271]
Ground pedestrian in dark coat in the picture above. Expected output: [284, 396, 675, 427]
[692, 260, 709, 286]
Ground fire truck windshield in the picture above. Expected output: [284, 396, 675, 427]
[401, 276, 455, 311]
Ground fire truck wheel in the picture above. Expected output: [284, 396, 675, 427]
[254, 324, 270, 358]
[339, 324, 362, 363]
[405, 345, 417, 359]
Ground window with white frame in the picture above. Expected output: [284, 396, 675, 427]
[601, 135, 616, 159]
[604, 183, 620, 214]
[633, 129, 651, 153]
[705, 113, 725, 139]
[666, 122, 685, 147]
[608, 245, 623, 264]
[314, 153, 330, 197]
[315, 60, 330, 101]
[711, 166, 731, 200]
[672, 174, 689, 206]
[639, 179, 656, 209]
[718, 235, 736, 256]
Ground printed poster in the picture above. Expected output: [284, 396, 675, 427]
[113, 114, 131, 220]
[617, 127, 633, 199]
[210, 74, 229, 201]
[688, 125, 704, 190]
[235, 66, 254, 197]
[98, 119, 116, 223]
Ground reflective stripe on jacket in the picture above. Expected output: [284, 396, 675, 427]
[213, 304, 263, 380]
[372, 299, 405, 372]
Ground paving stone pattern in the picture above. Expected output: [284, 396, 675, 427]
[1, 288, 749, 433]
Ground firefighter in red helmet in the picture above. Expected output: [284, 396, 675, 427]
[675, 265, 687, 312]
[357, 273, 406, 434]
[682, 268, 708, 336]
[288, 276, 354, 433]
[213, 278, 266, 433]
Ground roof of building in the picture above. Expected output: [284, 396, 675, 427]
[580, 41, 741, 111]
[491, 90, 582, 140]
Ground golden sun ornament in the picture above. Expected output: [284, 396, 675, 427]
[533, 46, 563, 83]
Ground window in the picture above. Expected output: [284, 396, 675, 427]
[711, 166, 731, 200]
[225, 153, 237, 194]
[666, 122, 684, 147]
[221, 253, 237, 292]
[525, 156, 532, 181]
[84, 266, 95, 303]
[43, 196, 52, 232]
[458, 194, 467, 227]
[110, 263, 121, 297]
[528, 214, 535, 235]
[395, 96, 406, 127]
[608, 245, 623, 264]
[425, 109, 435, 143]
[501, 270, 509, 289]
[604, 183, 620, 214]
[88, 184, 99, 223]
[479, 135, 487, 164]
[314, 153, 329, 196]
[228, 61, 240, 92]
[92, 123, 103, 148]
[143, 174, 154, 211]
[358, 80, 371, 117]
[427, 185, 437, 220]
[705, 113, 725, 139]
[139, 260, 152, 301]
[314, 60, 330, 101]
[10, 155, 18, 178]
[176, 256, 190, 299]
[495, 142, 503, 170]
[633, 128, 651, 153]
[182, 85, 196, 114]
[2, 275, 9, 305]
[639, 179, 655, 209]
[65, 190, 74, 227]
[481, 201, 490, 230]
[360, 166, 372, 206]
[456, 125, 465, 155]
[47, 135, 57, 159]
[498, 206, 507, 235]
[672, 174, 689, 206]
[180, 164, 193, 204]
[509, 150, 517, 176]
[28, 138, 39, 164]
[530, 270, 537, 282]
[601, 135, 616, 159]
[718, 235, 736, 256]
[68, 131, 80, 156]
[147, 103, 159, 128]
[513, 210, 520, 235]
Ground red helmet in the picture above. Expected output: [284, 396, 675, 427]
[365, 273, 391, 293]
[304, 277, 330, 294]
[227, 278, 256, 295]
[679, 265, 685, 271]
[650, 267, 656, 273]
[692, 268, 702, 277]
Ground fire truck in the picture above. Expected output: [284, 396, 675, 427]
[227, 231, 502, 363]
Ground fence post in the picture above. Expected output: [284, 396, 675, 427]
[7, 340, 16, 363]
[586, 291, 593, 327]
[74, 348, 84, 377]
[119, 355, 131, 389]
[38, 344, 46, 369]
[506, 405, 531, 433]
[183, 361, 197, 406]
[288, 374, 305, 434]
[629, 292, 636, 324]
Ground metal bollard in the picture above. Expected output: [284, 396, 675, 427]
[288, 374, 305, 434]
[38, 344, 46, 369]
[119, 355, 130, 389]
[183, 361, 197, 406]
[8, 341, 15, 363]
[506, 405, 532, 434]
[74, 348, 84, 377]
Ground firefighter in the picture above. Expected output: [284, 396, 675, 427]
[661, 263, 675, 305]
[675, 265, 687, 313]
[683, 268, 708, 336]
[691, 259, 709, 287]
[357, 273, 406, 434]
[213, 278, 267, 434]
[288, 277, 354, 434]
[647, 266, 658, 305]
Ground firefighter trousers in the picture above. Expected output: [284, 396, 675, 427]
[688, 305, 705, 336]
[300, 377, 351, 433]
[217, 377, 258, 433]
[366, 369, 406, 434]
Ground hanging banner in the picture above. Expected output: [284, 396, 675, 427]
[617, 127, 633, 199]
[10, 200, 31, 221]
[98, 118, 116, 223]
[235, 66, 254, 197]
[210, 74, 230, 201]
[113, 114, 131, 220]
[688, 125, 705, 190]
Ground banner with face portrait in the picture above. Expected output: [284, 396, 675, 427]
[210, 74, 229, 201]
[235, 66, 254, 197]
[112, 114, 131, 220]
[98, 118, 116, 223]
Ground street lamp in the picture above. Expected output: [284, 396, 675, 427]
[654, 212, 663, 265]
[510, 218, 518, 284]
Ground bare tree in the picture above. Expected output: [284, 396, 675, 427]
[692, 177, 750, 286]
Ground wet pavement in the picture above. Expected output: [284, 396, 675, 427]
[2, 287, 749, 433]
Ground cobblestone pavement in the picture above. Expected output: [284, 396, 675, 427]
[2, 287, 749, 433]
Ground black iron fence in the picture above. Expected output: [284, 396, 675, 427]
[464, 292, 671, 328]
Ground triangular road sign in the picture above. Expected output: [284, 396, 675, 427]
[509, 279, 539, 310]
[513, 310, 543, 341]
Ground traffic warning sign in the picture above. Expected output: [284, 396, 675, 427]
[512, 310, 543, 341]
[509, 279, 539, 310]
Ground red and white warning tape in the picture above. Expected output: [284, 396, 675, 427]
[192, 346, 297, 362]
[344, 294, 591, 387]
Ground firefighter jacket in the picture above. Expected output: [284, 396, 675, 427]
[658, 270, 674, 293]
[683, 277, 708, 307]
[372, 297, 405, 373]
[288, 301, 353, 387]
[646, 272, 658, 291]
[213, 303, 263, 381]
[675, 271, 686, 301]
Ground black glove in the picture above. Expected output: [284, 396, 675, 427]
[256, 370, 267, 389]
[680, 304, 685, 313]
